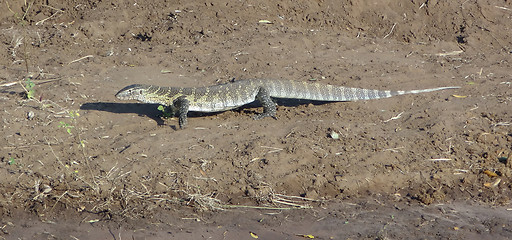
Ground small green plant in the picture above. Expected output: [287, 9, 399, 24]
[59, 111, 80, 134]
[8, 157, 16, 165]
[59, 121, 74, 134]
[8, 0, 39, 100]
[24, 77, 35, 99]
[157, 105, 173, 118]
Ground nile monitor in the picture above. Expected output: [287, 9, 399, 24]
[115, 79, 460, 129]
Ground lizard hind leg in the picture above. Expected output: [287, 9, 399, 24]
[173, 96, 190, 129]
[253, 87, 278, 120]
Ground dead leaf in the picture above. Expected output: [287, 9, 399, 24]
[484, 178, 501, 188]
[297, 234, 315, 238]
[483, 170, 498, 177]
[492, 178, 502, 187]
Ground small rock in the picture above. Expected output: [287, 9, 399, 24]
[305, 189, 319, 199]
[330, 131, 339, 140]
[27, 111, 34, 120]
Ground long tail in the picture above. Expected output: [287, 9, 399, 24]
[395, 86, 461, 96]
[267, 80, 461, 102]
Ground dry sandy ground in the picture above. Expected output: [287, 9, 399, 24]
[1, 0, 511, 239]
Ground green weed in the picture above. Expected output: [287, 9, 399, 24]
[58, 121, 74, 134]
[7, 0, 39, 100]
[157, 105, 173, 118]
[24, 77, 35, 99]
[8, 157, 16, 165]
[58, 111, 80, 135]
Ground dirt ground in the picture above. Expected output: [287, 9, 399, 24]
[1, 0, 511, 239]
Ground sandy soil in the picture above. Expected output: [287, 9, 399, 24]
[1, 0, 511, 239]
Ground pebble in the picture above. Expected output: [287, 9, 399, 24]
[27, 111, 35, 120]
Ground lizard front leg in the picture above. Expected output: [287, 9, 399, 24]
[253, 87, 278, 120]
[173, 96, 190, 129]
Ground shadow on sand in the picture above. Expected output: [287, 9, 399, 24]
[80, 99, 335, 128]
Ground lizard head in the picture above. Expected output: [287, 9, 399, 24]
[115, 84, 151, 101]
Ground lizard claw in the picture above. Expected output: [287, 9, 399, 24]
[253, 113, 277, 120]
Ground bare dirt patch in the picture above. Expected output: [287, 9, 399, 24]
[1, 0, 511, 238]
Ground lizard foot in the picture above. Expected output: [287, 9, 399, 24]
[253, 113, 277, 120]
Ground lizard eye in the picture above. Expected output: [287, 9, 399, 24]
[139, 90, 143, 94]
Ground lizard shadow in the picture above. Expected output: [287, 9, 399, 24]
[275, 98, 332, 107]
[81, 99, 332, 128]
[80, 102, 164, 123]
[235, 99, 335, 116]
[80, 102, 222, 129]
[241, 98, 333, 110]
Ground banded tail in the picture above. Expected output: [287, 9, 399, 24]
[264, 79, 461, 102]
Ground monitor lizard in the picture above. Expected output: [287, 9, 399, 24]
[115, 79, 460, 129]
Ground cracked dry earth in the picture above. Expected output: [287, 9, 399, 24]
[1, 0, 512, 239]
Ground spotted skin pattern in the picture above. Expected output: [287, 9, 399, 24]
[115, 79, 460, 129]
